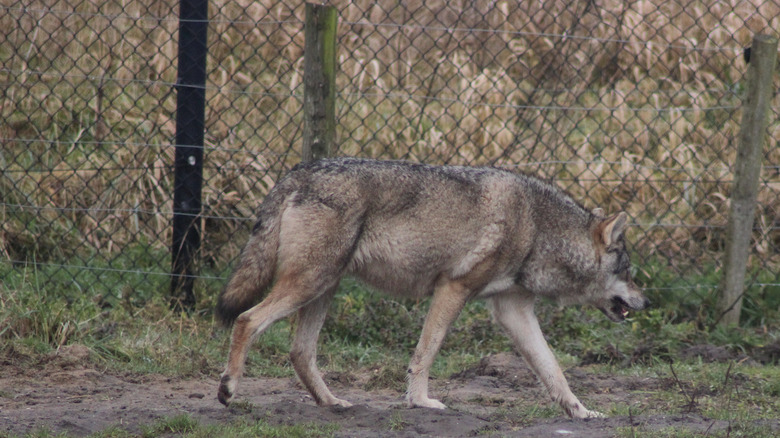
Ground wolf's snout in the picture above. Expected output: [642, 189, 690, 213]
[602, 294, 648, 323]
[615, 296, 650, 310]
[625, 295, 649, 311]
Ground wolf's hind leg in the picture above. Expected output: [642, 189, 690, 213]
[219, 201, 363, 406]
[218, 274, 328, 406]
[488, 291, 604, 419]
[290, 286, 352, 407]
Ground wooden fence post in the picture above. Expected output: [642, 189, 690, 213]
[717, 34, 777, 326]
[302, 2, 338, 162]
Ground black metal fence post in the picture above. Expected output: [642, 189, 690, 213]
[170, 0, 208, 311]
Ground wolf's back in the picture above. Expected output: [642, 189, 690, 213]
[215, 184, 289, 326]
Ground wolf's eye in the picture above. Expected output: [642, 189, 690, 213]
[612, 251, 630, 275]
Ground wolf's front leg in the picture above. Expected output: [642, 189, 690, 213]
[488, 291, 604, 419]
[406, 281, 470, 409]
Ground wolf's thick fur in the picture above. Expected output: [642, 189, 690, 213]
[216, 158, 648, 418]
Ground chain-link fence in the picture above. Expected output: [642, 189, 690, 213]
[2, 1, 779, 322]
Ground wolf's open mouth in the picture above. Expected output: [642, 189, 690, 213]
[610, 296, 630, 320]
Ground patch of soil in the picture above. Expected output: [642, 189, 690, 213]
[753, 340, 780, 365]
[680, 344, 736, 363]
[0, 347, 776, 437]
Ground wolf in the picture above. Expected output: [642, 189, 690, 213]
[215, 157, 649, 418]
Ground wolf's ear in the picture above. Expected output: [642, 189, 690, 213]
[597, 212, 628, 246]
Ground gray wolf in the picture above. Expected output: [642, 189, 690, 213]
[216, 157, 649, 418]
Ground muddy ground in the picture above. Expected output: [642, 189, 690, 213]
[1, 346, 777, 437]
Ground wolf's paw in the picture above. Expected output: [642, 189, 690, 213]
[218, 375, 234, 406]
[583, 409, 605, 419]
[327, 398, 353, 408]
[566, 401, 605, 419]
[319, 394, 353, 408]
[409, 397, 448, 410]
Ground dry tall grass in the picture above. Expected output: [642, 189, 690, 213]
[1, 0, 778, 280]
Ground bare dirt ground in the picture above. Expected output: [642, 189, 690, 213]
[1, 346, 776, 437]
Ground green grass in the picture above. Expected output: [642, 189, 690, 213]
[21, 415, 340, 438]
[615, 425, 778, 438]
[605, 361, 780, 416]
[140, 414, 200, 437]
[191, 418, 339, 438]
[2, 253, 779, 376]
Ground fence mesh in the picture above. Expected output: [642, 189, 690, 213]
[1, 0, 779, 321]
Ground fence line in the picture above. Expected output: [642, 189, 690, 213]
[344, 20, 747, 54]
[3, 67, 745, 113]
[4, 5, 757, 55]
[2, 164, 267, 174]
[0, 68, 298, 97]
[4, 67, 752, 99]
[0, 203, 254, 222]
[2, 259, 227, 281]
[5, 202, 780, 233]
[4, 5, 755, 56]
[7, 146, 779, 174]
[0, 137, 290, 157]
[346, 83, 744, 96]
[344, 92, 740, 112]
[7, 152, 771, 176]
[1, 6, 298, 26]
[4, 258, 780, 292]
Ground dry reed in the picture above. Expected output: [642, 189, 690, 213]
[0, 0, 778, 277]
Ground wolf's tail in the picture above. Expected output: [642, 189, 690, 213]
[215, 191, 286, 327]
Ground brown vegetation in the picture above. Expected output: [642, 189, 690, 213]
[1, 0, 778, 274]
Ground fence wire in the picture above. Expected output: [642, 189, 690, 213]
[1, 0, 779, 322]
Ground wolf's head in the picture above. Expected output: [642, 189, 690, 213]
[518, 210, 649, 322]
[587, 211, 649, 322]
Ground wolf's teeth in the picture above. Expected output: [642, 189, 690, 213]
[622, 309, 629, 317]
